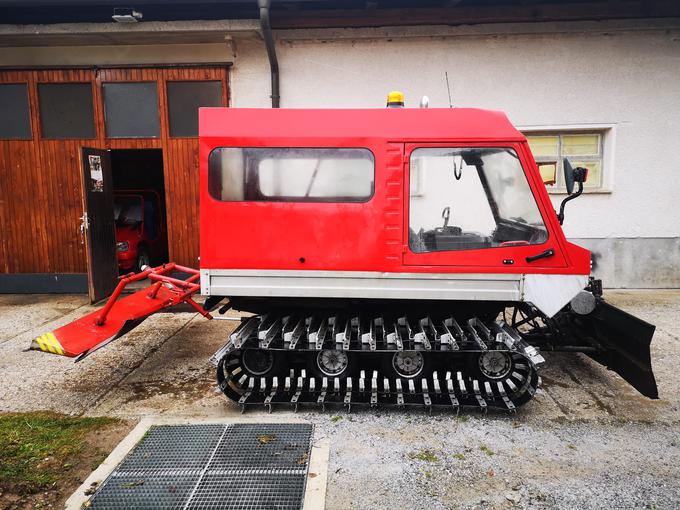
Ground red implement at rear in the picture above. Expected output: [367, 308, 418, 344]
[29, 264, 211, 360]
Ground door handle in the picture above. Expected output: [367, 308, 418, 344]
[525, 248, 555, 263]
[79, 213, 90, 245]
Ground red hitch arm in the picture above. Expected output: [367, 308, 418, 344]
[30, 263, 211, 359]
[95, 264, 209, 326]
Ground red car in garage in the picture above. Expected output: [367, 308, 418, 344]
[114, 190, 168, 272]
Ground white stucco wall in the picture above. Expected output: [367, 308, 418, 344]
[0, 43, 234, 66]
[230, 20, 680, 242]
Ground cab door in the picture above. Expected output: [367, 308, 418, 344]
[402, 142, 567, 270]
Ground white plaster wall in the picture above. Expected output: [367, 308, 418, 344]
[230, 21, 680, 240]
[0, 42, 234, 66]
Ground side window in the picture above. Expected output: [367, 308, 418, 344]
[208, 147, 374, 202]
[0, 84, 32, 139]
[103, 82, 160, 138]
[167, 81, 222, 137]
[38, 83, 95, 139]
[409, 147, 548, 253]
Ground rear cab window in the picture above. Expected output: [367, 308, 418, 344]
[208, 147, 375, 202]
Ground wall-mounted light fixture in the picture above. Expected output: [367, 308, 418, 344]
[112, 7, 143, 22]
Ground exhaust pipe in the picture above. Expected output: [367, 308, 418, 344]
[257, 0, 280, 108]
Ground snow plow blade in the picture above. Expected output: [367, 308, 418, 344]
[572, 300, 658, 399]
[29, 264, 210, 361]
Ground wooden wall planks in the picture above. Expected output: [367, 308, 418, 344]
[0, 66, 228, 273]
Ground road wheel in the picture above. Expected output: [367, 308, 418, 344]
[388, 350, 427, 379]
[309, 349, 352, 379]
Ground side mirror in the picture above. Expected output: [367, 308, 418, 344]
[563, 157, 588, 195]
[558, 158, 588, 225]
[563, 158, 575, 194]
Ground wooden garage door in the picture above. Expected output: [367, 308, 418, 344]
[0, 65, 229, 274]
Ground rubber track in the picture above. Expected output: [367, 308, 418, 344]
[213, 314, 544, 414]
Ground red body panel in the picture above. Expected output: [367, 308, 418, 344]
[199, 108, 590, 275]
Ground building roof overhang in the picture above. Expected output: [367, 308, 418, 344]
[0, 0, 678, 28]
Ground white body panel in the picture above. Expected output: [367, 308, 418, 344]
[523, 274, 590, 317]
[201, 269, 588, 318]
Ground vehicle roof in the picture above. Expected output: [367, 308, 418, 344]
[199, 108, 525, 143]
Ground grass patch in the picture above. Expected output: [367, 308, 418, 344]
[453, 453, 465, 460]
[330, 415, 342, 423]
[408, 449, 438, 462]
[479, 444, 495, 456]
[0, 412, 119, 495]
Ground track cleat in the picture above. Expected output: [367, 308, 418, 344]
[446, 379, 460, 414]
[370, 373, 378, 407]
[396, 379, 405, 407]
[432, 372, 441, 396]
[231, 318, 259, 349]
[497, 381, 516, 413]
[344, 377, 353, 411]
[414, 319, 432, 350]
[291, 376, 304, 412]
[238, 378, 256, 412]
[422, 379, 432, 409]
[317, 377, 328, 410]
[285, 318, 306, 349]
[310, 318, 328, 350]
[466, 319, 488, 350]
[383, 377, 390, 396]
[336, 318, 351, 350]
[472, 380, 487, 412]
[264, 376, 279, 413]
[258, 315, 282, 348]
[457, 372, 468, 398]
[361, 319, 377, 351]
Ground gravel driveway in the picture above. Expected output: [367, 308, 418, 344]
[1, 290, 678, 509]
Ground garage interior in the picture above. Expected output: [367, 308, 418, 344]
[111, 149, 169, 272]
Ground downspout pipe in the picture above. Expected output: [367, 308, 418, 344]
[257, 0, 280, 108]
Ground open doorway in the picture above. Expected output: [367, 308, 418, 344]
[110, 149, 169, 274]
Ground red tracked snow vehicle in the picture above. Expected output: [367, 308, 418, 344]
[30, 102, 658, 413]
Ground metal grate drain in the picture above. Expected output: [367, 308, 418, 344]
[88, 423, 314, 510]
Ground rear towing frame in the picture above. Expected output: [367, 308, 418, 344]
[29, 263, 211, 360]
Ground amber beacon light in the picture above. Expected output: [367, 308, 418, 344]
[386, 90, 405, 108]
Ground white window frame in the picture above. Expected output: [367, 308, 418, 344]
[519, 124, 615, 194]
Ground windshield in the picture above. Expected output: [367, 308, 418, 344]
[114, 196, 143, 227]
[409, 147, 548, 253]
